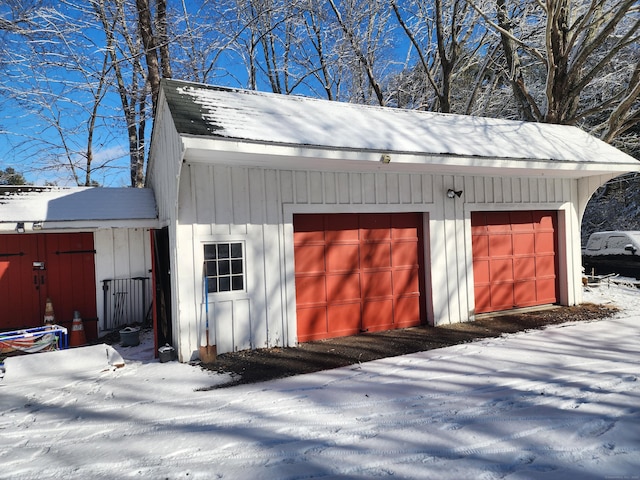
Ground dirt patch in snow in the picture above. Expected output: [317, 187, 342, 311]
[203, 303, 618, 389]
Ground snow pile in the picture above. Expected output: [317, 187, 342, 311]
[1, 286, 639, 479]
[1, 344, 124, 385]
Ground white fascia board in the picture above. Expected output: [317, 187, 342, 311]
[43, 219, 160, 229]
[181, 135, 640, 178]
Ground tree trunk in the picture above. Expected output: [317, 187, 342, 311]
[156, 0, 172, 79]
[495, 0, 540, 122]
[544, 0, 573, 124]
[136, 0, 161, 112]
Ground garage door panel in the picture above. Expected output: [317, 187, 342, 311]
[392, 226, 418, 239]
[362, 271, 392, 298]
[393, 268, 419, 293]
[535, 232, 556, 253]
[362, 299, 393, 330]
[537, 278, 558, 302]
[395, 296, 421, 326]
[392, 242, 419, 267]
[515, 280, 537, 305]
[361, 243, 391, 268]
[328, 303, 361, 335]
[536, 255, 556, 274]
[326, 244, 359, 272]
[514, 233, 535, 254]
[294, 245, 325, 273]
[489, 235, 513, 256]
[327, 273, 360, 302]
[472, 211, 558, 314]
[475, 285, 491, 311]
[472, 235, 489, 257]
[490, 259, 513, 281]
[473, 260, 490, 283]
[490, 283, 515, 310]
[514, 257, 535, 280]
[296, 307, 328, 341]
[295, 275, 326, 304]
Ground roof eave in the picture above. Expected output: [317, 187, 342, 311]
[181, 135, 640, 179]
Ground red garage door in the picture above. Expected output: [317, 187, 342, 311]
[0, 233, 97, 330]
[472, 211, 558, 314]
[294, 213, 425, 342]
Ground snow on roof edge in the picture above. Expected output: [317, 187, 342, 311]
[0, 186, 157, 223]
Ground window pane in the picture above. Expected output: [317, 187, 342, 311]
[219, 277, 231, 292]
[206, 262, 217, 276]
[232, 275, 244, 290]
[204, 245, 217, 260]
[231, 259, 243, 274]
[208, 278, 217, 293]
[231, 243, 242, 258]
[218, 260, 230, 275]
[217, 243, 230, 258]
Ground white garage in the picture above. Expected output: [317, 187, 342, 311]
[146, 79, 640, 361]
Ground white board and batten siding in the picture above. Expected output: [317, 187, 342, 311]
[173, 162, 585, 360]
[146, 100, 184, 227]
[93, 228, 153, 333]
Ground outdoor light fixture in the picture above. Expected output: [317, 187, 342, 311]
[447, 189, 463, 199]
[380, 154, 391, 164]
[15, 222, 25, 233]
[32, 221, 43, 230]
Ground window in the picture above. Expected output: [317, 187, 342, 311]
[606, 236, 628, 249]
[204, 242, 245, 293]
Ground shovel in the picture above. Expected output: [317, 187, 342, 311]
[199, 270, 217, 363]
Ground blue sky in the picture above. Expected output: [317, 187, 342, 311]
[0, 0, 462, 187]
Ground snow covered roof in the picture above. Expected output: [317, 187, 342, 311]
[160, 79, 638, 174]
[0, 186, 158, 230]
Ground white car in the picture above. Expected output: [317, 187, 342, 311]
[582, 231, 640, 277]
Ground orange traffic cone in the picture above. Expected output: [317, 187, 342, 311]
[69, 311, 87, 347]
[44, 297, 55, 325]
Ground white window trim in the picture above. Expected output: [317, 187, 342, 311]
[203, 240, 247, 296]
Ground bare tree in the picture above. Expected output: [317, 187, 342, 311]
[390, 0, 492, 113]
[2, 0, 637, 189]
[299, 0, 340, 100]
[0, 2, 124, 185]
[326, 0, 390, 105]
[467, 0, 640, 140]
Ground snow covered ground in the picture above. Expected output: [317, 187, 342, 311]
[1, 281, 639, 480]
